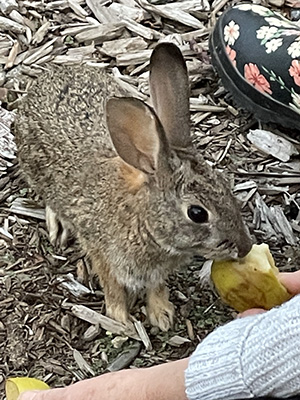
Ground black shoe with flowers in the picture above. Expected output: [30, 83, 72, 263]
[210, 4, 300, 130]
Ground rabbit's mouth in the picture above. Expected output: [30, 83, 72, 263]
[179, 240, 239, 261]
[217, 239, 238, 256]
[204, 240, 240, 261]
[214, 238, 253, 260]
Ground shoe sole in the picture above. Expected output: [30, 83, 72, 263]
[209, 21, 300, 131]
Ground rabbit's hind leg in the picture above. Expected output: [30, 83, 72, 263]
[147, 285, 175, 332]
[45, 205, 71, 249]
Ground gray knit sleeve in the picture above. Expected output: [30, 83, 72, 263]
[185, 295, 300, 400]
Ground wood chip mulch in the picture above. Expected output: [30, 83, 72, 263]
[1, 0, 300, 397]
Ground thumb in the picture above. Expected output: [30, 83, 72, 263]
[18, 388, 66, 400]
[279, 270, 300, 295]
[18, 391, 41, 400]
[237, 308, 267, 318]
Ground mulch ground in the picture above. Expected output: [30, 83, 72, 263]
[1, 0, 300, 398]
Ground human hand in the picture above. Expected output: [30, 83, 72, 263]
[239, 269, 300, 317]
[17, 369, 143, 400]
[279, 269, 300, 295]
[17, 358, 189, 400]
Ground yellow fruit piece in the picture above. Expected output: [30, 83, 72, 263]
[6, 377, 49, 400]
[211, 243, 292, 312]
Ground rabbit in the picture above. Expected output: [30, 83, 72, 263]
[14, 43, 252, 332]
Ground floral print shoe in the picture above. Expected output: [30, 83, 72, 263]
[209, 4, 300, 130]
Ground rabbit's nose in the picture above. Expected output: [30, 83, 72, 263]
[237, 235, 252, 258]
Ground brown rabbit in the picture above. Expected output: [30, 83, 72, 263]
[14, 43, 252, 331]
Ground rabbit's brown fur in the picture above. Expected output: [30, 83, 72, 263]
[14, 43, 252, 331]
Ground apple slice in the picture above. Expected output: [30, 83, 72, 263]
[6, 377, 49, 400]
[211, 244, 292, 312]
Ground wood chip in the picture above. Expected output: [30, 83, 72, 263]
[169, 0, 210, 12]
[234, 180, 258, 192]
[101, 37, 148, 58]
[120, 14, 163, 40]
[83, 325, 101, 341]
[52, 43, 96, 64]
[73, 349, 96, 377]
[190, 100, 226, 112]
[56, 273, 92, 296]
[0, 0, 18, 15]
[269, 205, 296, 245]
[75, 23, 125, 43]
[168, 335, 191, 347]
[0, 227, 13, 240]
[59, 23, 97, 37]
[23, 38, 60, 65]
[137, 0, 205, 29]
[0, 16, 26, 34]
[247, 129, 299, 162]
[70, 304, 140, 341]
[112, 69, 147, 101]
[86, 1, 117, 23]
[68, 0, 89, 18]
[116, 49, 152, 66]
[9, 198, 45, 220]
[5, 40, 19, 69]
[186, 319, 195, 341]
[107, 342, 141, 372]
[268, 0, 285, 6]
[254, 195, 296, 245]
[32, 21, 51, 45]
[108, 3, 149, 22]
[111, 336, 129, 349]
[134, 320, 152, 350]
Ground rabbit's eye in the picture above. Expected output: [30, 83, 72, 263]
[187, 205, 208, 224]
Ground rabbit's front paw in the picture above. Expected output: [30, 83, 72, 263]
[106, 303, 130, 326]
[148, 301, 175, 332]
[46, 205, 71, 248]
[93, 259, 132, 326]
[46, 205, 59, 246]
[147, 286, 175, 332]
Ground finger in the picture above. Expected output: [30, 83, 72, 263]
[18, 377, 105, 400]
[18, 391, 38, 400]
[237, 308, 267, 318]
[279, 270, 300, 295]
[18, 388, 67, 400]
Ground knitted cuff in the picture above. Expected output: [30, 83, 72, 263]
[241, 295, 300, 398]
[185, 316, 254, 400]
[185, 295, 300, 400]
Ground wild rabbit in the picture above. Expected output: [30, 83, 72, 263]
[14, 43, 252, 331]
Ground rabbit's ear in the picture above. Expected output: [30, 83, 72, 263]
[149, 43, 191, 149]
[106, 97, 168, 174]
